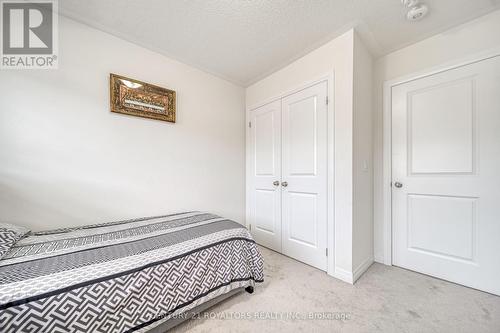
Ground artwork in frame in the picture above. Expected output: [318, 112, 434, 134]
[110, 74, 176, 123]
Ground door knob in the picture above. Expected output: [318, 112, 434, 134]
[273, 181, 280, 186]
[281, 181, 288, 187]
[394, 182, 403, 188]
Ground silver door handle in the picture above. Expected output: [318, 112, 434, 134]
[273, 181, 280, 186]
[281, 181, 288, 187]
[394, 182, 403, 188]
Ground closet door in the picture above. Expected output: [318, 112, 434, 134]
[248, 100, 282, 252]
[281, 81, 328, 270]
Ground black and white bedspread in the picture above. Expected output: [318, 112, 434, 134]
[0, 212, 264, 332]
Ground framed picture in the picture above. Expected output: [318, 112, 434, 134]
[110, 74, 176, 123]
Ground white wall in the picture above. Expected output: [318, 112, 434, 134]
[352, 32, 374, 279]
[373, 10, 500, 262]
[246, 30, 373, 282]
[0, 16, 246, 231]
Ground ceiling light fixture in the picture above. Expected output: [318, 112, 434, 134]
[406, 4, 429, 21]
[400, 0, 429, 22]
[401, 0, 419, 8]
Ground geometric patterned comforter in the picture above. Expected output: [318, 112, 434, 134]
[0, 212, 264, 332]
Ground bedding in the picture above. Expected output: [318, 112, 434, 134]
[0, 223, 30, 260]
[0, 212, 264, 333]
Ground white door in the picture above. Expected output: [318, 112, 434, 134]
[249, 100, 282, 252]
[392, 56, 500, 295]
[281, 81, 328, 270]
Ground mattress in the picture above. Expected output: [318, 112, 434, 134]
[0, 212, 264, 332]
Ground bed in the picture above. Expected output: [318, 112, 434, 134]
[0, 212, 264, 332]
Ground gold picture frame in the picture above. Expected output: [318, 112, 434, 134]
[110, 73, 176, 123]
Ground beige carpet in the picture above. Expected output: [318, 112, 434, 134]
[170, 246, 500, 332]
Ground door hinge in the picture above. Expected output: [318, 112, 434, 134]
[326, 248, 328, 257]
[248, 121, 252, 128]
[326, 96, 329, 105]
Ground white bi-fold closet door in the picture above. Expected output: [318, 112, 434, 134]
[248, 81, 328, 271]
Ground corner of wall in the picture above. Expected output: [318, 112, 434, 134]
[353, 255, 374, 283]
[351, 30, 374, 281]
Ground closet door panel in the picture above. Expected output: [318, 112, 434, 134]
[281, 81, 328, 270]
[248, 100, 282, 252]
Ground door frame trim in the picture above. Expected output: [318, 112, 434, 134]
[246, 72, 335, 276]
[381, 47, 500, 266]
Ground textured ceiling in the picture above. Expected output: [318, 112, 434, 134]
[59, 0, 500, 86]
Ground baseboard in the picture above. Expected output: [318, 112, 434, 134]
[374, 253, 385, 264]
[332, 266, 354, 284]
[374, 252, 392, 266]
[352, 256, 374, 283]
[332, 256, 374, 285]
